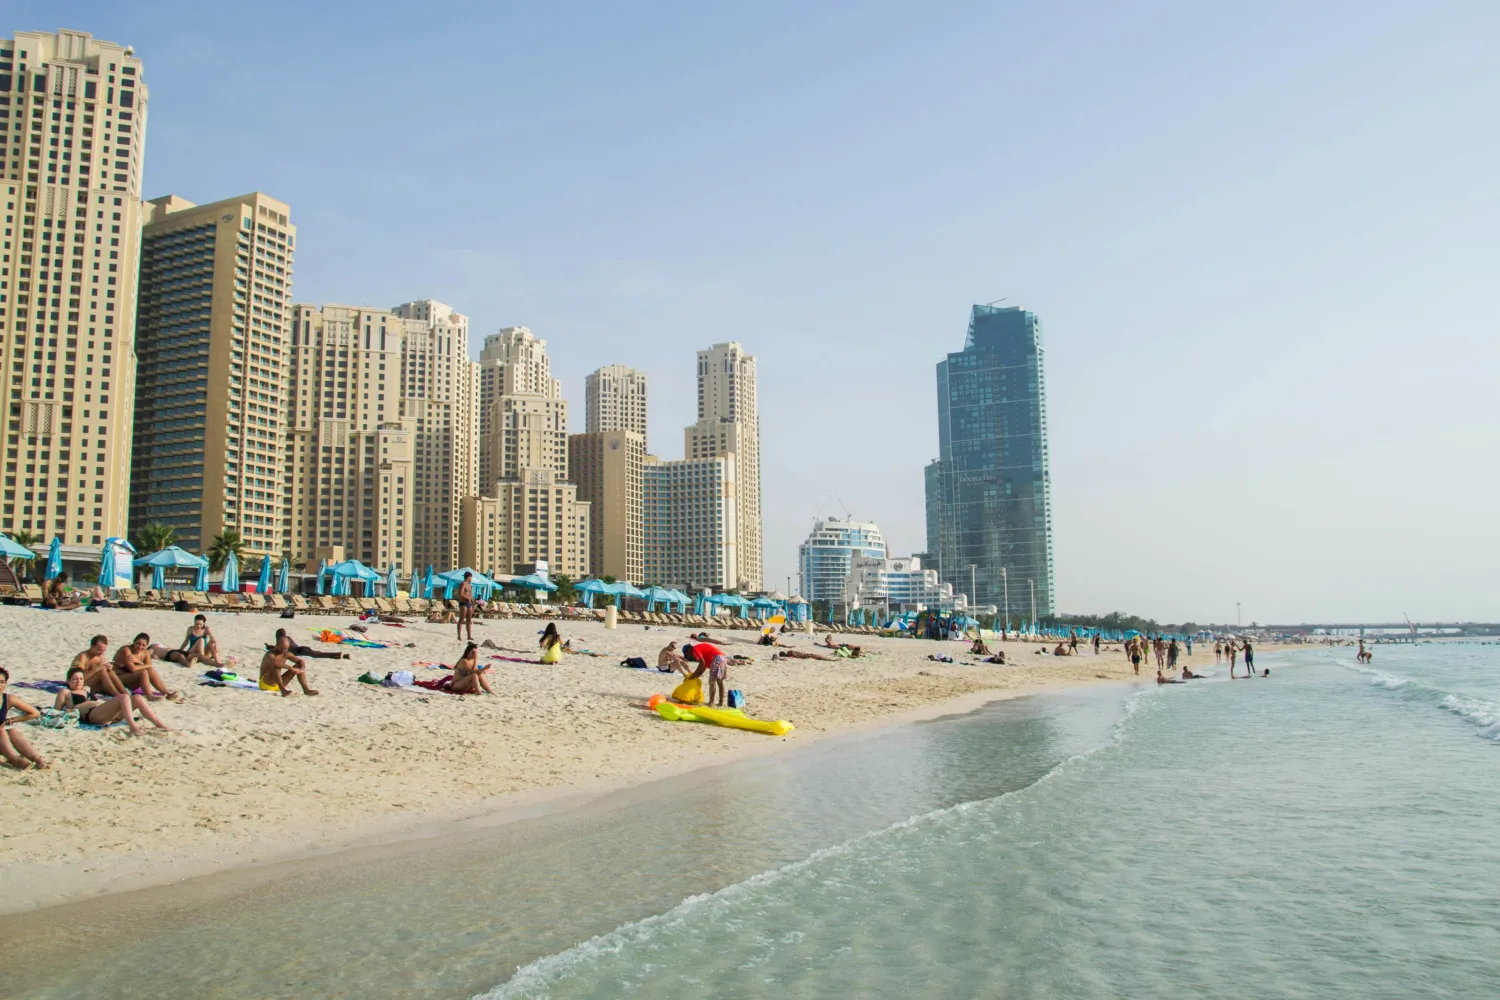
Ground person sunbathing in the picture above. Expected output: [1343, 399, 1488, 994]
[149, 642, 191, 667]
[41, 573, 83, 611]
[55, 665, 171, 735]
[774, 649, 835, 661]
[758, 632, 780, 646]
[259, 636, 320, 697]
[113, 633, 181, 700]
[179, 615, 224, 667]
[0, 667, 49, 769]
[970, 638, 991, 656]
[265, 628, 349, 660]
[983, 651, 1007, 664]
[449, 642, 495, 695]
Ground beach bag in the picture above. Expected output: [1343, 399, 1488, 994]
[727, 690, 745, 710]
[622, 656, 648, 669]
[382, 670, 415, 688]
[671, 676, 704, 705]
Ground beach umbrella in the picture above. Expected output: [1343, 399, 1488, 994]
[387, 565, 399, 597]
[45, 537, 62, 580]
[194, 558, 209, 591]
[277, 558, 290, 594]
[221, 551, 240, 593]
[576, 578, 610, 608]
[96, 542, 116, 590]
[315, 558, 327, 595]
[256, 556, 273, 594]
[0, 534, 36, 562]
[331, 570, 349, 596]
[151, 565, 166, 590]
[423, 565, 434, 600]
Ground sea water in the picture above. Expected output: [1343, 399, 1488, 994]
[7, 645, 1498, 999]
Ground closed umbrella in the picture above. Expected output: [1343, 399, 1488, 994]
[221, 551, 240, 593]
[96, 543, 116, 590]
[194, 558, 209, 591]
[315, 559, 327, 595]
[45, 537, 62, 581]
[277, 558, 290, 594]
[423, 565, 434, 600]
[387, 565, 399, 597]
[256, 557, 273, 594]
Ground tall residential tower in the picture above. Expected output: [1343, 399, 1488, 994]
[131, 192, 293, 555]
[0, 30, 147, 545]
[926, 305, 1054, 619]
[685, 342, 761, 590]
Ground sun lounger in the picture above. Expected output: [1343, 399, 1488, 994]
[268, 594, 289, 610]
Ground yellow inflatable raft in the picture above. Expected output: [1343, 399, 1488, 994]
[649, 694, 794, 736]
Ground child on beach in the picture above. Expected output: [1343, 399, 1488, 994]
[0, 666, 49, 769]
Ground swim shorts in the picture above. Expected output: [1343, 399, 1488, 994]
[708, 655, 727, 681]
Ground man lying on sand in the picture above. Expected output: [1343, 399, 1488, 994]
[774, 649, 835, 661]
[259, 635, 320, 697]
[265, 628, 349, 660]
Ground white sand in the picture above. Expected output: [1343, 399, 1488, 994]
[0, 605, 1194, 913]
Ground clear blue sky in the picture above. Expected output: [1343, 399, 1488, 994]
[26, 1, 1500, 622]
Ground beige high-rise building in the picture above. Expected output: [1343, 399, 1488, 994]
[459, 468, 590, 578]
[0, 30, 147, 545]
[391, 299, 478, 570]
[130, 192, 293, 555]
[642, 453, 737, 590]
[285, 304, 415, 570]
[688, 342, 762, 590]
[585, 364, 647, 439]
[477, 326, 559, 488]
[568, 430, 644, 583]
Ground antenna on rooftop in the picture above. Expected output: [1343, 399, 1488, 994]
[986, 297, 1009, 306]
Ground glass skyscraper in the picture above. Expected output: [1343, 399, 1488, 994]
[926, 305, 1054, 621]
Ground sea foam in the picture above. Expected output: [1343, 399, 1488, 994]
[1343, 662, 1500, 741]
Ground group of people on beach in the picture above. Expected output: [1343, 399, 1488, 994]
[1212, 638, 1267, 679]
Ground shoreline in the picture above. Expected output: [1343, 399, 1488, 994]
[2, 676, 1119, 917]
[0, 604, 1290, 916]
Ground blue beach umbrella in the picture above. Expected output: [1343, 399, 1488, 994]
[45, 537, 62, 581]
[96, 543, 116, 590]
[422, 565, 434, 600]
[315, 558, 327, 595]
[194, 558, 209, 591]
[277, 558, 290, 594]
[221, 551, 240, 593]
[256, 556, 273, 594]
[0, 534, 36, 562]
[387, 565, 399, 597]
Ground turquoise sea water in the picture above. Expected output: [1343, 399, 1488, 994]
[7, 645, 1497, 999]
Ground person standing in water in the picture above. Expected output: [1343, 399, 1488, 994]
[1243, 639, 1255, 676]
[1227, 640, 1241, 678]
[1093, 633, 1102, 656]
[1214, 640, 1223, 664]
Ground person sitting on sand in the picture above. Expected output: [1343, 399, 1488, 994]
[265, 628, 349, 660]
[774, 649, 836, 661]
[1053, 642, 1069, 656]
[73, 634, 126, 698]
[538, 622, 565, 664]
[55, 665, 171, 735]
[658, 641, 691, 675]
[41, 573, 82, 611]
[449, 642, 495, 695]
[970, 637, 991, 656]
[0, 667, 49, 769]
[259, 635, 320, 697]
[758, 631, 780, 647]
[179, 614, 224, 667]
[1180, 666, 1202, 679]
[113, 633, 181, 701]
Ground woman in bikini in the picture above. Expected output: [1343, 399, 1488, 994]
[449, 642, 495, 695]
[54, 666, 171, 736]
[179, 614, 224, 667]
[0, 666, 49, 769]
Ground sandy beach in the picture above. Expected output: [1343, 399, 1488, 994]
[0, 605, 1216, 914]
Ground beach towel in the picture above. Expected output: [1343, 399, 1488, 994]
[316, 629, 396, 649]
[14, 680, 66, 693]
[489, 655, 543, 664]
[199, 672, 262, 691]
[413, 674, 473, 694]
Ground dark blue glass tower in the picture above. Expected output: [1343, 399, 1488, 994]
[927, 305, 1054, 622]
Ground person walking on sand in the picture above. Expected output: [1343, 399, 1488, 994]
[259, 635, 320, 697]
[0, 667, 49, 769]
[449, 642, 495, 695]
[113, 633, 181, 701]
[1214, 640, 1223, 665]
[1167, 639, 1179, 672]
[1154, 637, 1166, 669]
[1129, 638, 1142, 676]
[456, 572, 476, 643]
[55, 665, 171, 735]
[1093, 633, 1101, 656]
[1069, 629, 1079, 655]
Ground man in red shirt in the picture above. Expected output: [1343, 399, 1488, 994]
[682, 641, 729, 707]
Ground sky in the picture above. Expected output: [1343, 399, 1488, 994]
[23, 1, 1500, 623]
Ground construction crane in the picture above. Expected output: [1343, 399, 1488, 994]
[1404, 613, 1416, 635]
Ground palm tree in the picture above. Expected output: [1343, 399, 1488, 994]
[134, 522, 177, 555]
[206, 529, 245, 572]
[551, 573, 576, 605]
[8, 528, 41, 582]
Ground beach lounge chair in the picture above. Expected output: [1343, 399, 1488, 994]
[312, 595, 338, 613]
[393, 597, 413, 614]
[268, 594, 290, 611]
[288, 594, 311, 612]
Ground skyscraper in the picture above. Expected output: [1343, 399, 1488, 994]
[642, 453, 737, 590]
[685, 342, 761, 590]
[569, 430, 645, 582]
[585, 364, 647, 439]
[0, 30, 147, 545]
[131, 192, 294, 555]
[926, 304, 1054, 618]
[391, 299, 478, 570]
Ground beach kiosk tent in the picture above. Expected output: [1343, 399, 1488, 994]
[326, 559, 381, 596]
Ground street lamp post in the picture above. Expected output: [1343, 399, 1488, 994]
[1002, 567, 1010, 639]
[1029, 579, 1036, 634]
